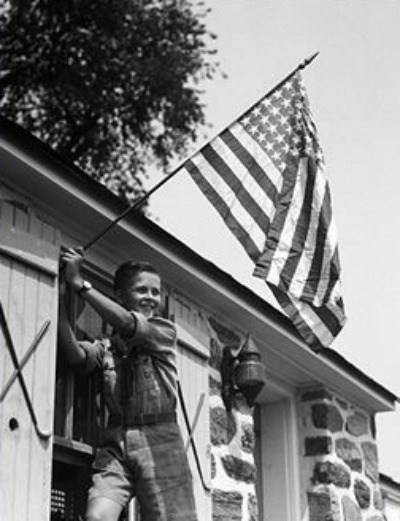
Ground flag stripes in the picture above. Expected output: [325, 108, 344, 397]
[183, 70, 346, 350]
[268, 285, 342, 351]
[220, 128, 280, 205]
[185, 158, 264, 261]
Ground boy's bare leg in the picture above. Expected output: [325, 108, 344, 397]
[86, 497, 123, 521]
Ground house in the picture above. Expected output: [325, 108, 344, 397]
[0, 115, 398, 521]
[380, 474, 400, 521]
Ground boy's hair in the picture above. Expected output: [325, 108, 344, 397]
[114, 261, 160, 293]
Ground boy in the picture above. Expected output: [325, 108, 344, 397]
[58, 248, 197, 521]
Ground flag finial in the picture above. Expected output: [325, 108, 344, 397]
[299, 52, 320, 71]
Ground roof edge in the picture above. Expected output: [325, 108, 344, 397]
[1, 115, 398, 408]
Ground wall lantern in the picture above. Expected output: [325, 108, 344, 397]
[221, 333, 266, 411]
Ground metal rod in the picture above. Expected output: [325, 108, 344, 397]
[0, 303, 52, 440]
[177, 380, 211, 492]
[83, 52, 319, 252]
[184, 392, 206, 453]
[0, 320, 51, 402]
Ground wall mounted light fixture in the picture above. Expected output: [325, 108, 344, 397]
[221, 334, 265, 411]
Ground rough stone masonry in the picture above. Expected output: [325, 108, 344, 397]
[300, 386, 384, 521]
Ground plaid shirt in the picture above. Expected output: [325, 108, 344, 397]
[79, 312, 178, 424]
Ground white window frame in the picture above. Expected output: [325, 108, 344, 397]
[255, 380, 301, 521]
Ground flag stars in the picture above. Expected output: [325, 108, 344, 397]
[269, 123, 278, 134]
[270, 106, 280, 117]
[279, 114, 289, 126]
[283, 80, 293, 92]
[272, 150, 281, 162]
[248, 125, 259, 136]
[240, 73, 325, 174]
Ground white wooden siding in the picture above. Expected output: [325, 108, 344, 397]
[0, 201, 60, 521]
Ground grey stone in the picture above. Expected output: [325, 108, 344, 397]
[241, 423, 255, 453]
[305, 436, 332, 456]
[210, 375, 222, 396]
[221, 454, 256, 484]
[354, 479, 371, 509]
[211, 453, 216, 479]
[210, 337, 223, 371]
[248, 493, 258, 521]
[365, 516, 384, 521]
[336, 398, 348, 410]
[335, 438, 362, 472]
[373, 489, 384, 510]
[346, 412, 369, 437]
[342, 496, 362, 521]
[362, 442, 379, 483]
[312, 403, 344, 432]
[212, 490, 242, 521]
[302, 388, 333, 402]
[308, 488, 340, 521]
[232, 392, 253, 415]
[312, 461, 351, 488]
[210, 406, 237, 446]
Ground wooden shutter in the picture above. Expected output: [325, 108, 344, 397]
[0, 200, 60, 521]
[170, 293, 212, 521]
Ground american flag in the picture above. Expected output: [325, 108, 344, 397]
[182, 71, 346, 351]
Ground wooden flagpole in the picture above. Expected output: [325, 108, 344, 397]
[83, 51, 319, 251]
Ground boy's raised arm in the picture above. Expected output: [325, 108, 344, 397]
[60, 248, 137, 335]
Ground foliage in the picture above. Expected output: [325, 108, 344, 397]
[0, 0, 219, 205]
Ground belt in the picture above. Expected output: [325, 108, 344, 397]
[123, 411, 177, 427]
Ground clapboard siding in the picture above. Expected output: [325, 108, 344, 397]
[0, 200, 59, 521]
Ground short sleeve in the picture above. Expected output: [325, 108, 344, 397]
[78, 339, 107, 373]
[122, 312, 177, 353]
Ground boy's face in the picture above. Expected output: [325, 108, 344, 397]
[117, 271, 162, 318]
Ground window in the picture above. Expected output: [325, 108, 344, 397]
[52, 269, 114, 520]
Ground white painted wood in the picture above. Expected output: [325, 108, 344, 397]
[0, 200, 60, 521]
[175, 321, 212, 521]
[257, 398, 301, 521]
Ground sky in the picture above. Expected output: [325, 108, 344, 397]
[149, 1, 400, 480]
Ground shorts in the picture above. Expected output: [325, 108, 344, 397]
[88, 422, 198, 521]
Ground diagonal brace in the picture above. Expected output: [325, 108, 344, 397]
[177, 380, 211, 493]
[0, 319, 50, 402]
[0, 302, 52, 441]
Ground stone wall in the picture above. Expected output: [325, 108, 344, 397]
[207, 317, 259, 521]
[299, 386, 384, 521]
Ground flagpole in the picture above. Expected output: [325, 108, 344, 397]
[83, 51, 319, 251]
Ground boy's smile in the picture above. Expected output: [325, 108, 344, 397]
[118, 272, 161, 318]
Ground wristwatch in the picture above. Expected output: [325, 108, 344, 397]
[77, 280, 92, 297]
